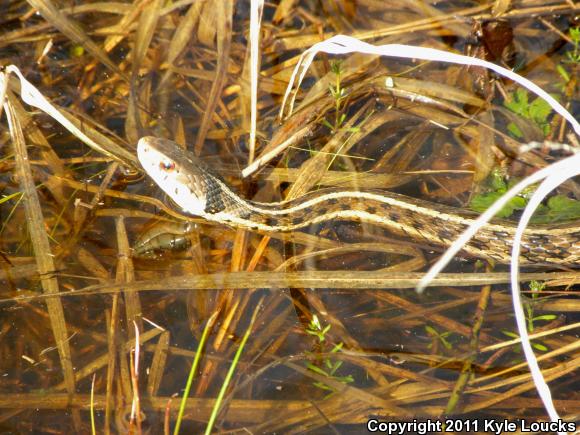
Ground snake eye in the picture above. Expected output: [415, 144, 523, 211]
[159, 161, 175, 172]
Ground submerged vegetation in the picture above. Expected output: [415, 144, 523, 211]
[0, 0, 579, 433]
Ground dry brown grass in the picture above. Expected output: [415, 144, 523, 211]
[0, 0, 579, 432]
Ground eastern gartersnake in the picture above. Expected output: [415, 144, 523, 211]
[137, 136, 580, 265]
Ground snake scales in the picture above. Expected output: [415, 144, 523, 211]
[137, 136, 580, 265]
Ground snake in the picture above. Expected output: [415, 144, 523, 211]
[137, 136, 580, 265]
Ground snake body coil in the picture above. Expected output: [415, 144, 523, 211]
[137, 136, 580, 265]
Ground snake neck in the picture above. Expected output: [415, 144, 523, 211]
[198, 185, 580, 266]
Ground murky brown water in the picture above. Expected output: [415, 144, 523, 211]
[0, 1, 579, 433]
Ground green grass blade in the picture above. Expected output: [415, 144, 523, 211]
[174, 311, 218, 435]
[204, 299, 263, 435]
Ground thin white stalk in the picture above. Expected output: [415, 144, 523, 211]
[248, 0, 264, 163]
[280, 35, 580, 136]
[417, 152, 578, 293]
[130, 321, 141, 428]
[509, 153, 580, 433]
[4, 65, 127, 161]
[417, 150, 579, 434]
[278, 35, 579, 430]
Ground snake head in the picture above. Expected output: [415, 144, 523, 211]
[137, 136, 208, 216]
